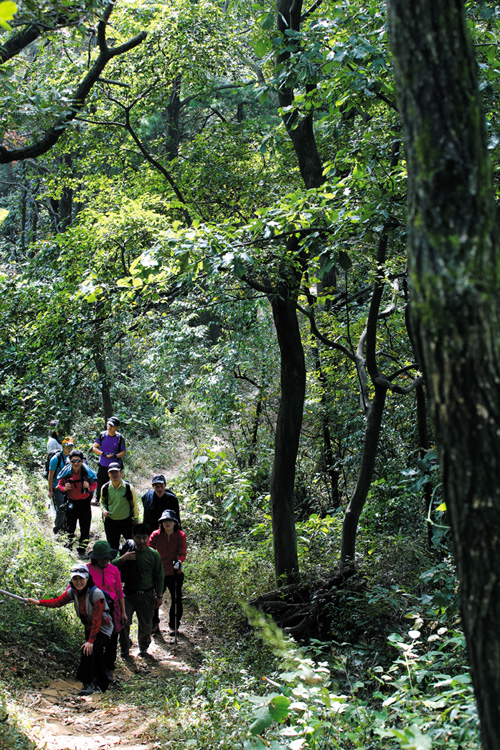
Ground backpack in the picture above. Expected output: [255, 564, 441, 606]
[89, 584, 114, 616]
[118, 539, 142, 594]
[61, 463, 93, 497]
[44, 449, 64, 480]
[102, 481, 134, 516]
[97, 431, 125, 457]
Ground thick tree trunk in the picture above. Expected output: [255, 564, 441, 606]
[388, 2, 500, 747]
[165, 75, 182, 161]
[266, 0, 325, 584]
[269, 280, 305, 584]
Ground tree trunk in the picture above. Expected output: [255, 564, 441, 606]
[165, 75, 182, 161]
[266, 0, 325, 584]
[269, 279, 305, 584]
[388, 2, 500, 747]
[93, 347, 114, 420]
[340, 384, 387, 566]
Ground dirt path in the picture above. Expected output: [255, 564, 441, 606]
[22, 456, 204, 749]
[23, 608, 206, 750]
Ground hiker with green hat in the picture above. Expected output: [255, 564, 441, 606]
[87, 540, 127, 682]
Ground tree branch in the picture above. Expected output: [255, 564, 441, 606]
[0, 2, 147, 164]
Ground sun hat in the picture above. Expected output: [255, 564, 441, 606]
[89, 540, 118, 560]
[159, 510, 178, 524]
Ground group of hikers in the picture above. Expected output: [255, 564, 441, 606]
[30, 417, 187, 696]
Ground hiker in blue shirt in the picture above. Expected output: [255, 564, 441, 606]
[47, 436, 73, 534]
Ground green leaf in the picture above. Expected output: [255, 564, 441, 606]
[254, 39, 271, 57]
[268, 695, 290, 723]
[0, 1, 16, 30]
[250, 706, 274, 735]
[338, 250, 352, 271]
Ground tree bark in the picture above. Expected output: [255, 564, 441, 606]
[388, 2, 500, 747]
[266, 0, 325, 584]
[340, 384, 387, 565]
[269, 278, 305, 583]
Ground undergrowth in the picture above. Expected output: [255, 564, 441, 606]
[0, 440, 481, 750]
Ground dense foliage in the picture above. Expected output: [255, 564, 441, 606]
[0, 0, 498, 746]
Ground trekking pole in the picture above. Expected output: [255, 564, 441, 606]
[0, 588, 30, 603]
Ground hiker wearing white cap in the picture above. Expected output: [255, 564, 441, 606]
[27, 564, 113, 695]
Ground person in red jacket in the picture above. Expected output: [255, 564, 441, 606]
[27, 564, 113, 695]
[148, 510, 186, 635]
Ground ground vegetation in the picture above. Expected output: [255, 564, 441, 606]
[0, 0, 497, 746]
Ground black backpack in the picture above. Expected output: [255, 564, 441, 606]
[101, 481, 134, 516]
[44, 450, 64, 479]
[118, 539, 142, 594]
[62, 463, 91, 495]
[89, 584, 114, 615]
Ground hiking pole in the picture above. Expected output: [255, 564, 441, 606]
[0, 588, 30, 603]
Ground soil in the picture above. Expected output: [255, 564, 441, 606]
[17, 461, 208, 750]
[21, 607, 209, 750]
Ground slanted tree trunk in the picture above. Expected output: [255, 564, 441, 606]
[388, 2, 500, 747]
[340, 384, 387, 564]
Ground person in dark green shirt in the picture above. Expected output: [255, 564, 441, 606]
[113, 523, 164, 657]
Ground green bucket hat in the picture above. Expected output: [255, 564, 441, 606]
[89, 540, 118, 560]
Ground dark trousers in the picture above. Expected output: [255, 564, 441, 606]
[153, 572, 184, 629]
[76, 631, 110, 691]
[52, 488, 67, 533]
[66, 498, 92, 549]
[96, 465, 110, 503]
[104, 516, 133, 550]
[104, 631, 119, 671]
[119, 590, 155, 654]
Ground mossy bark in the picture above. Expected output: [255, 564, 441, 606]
[388, 1, 500, 746]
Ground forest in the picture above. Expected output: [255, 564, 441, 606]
[0, 0, 499, 747]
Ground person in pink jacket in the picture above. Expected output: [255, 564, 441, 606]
[87, 540, 127, 682]
[148, 510, 186, 635]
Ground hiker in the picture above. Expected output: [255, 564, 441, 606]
[47, 436, 73, 534]
[148, 509, 186, 635]
[113, 523, 164, 658]
[27, 564, 114, 696]
[92, 416, 127, 504]
[87, 540, 127, 683]
[57, 450, 97, 555]
[47, 419, 62, 453]
[142, 474, 181, 532]
[101, 463, 139, 550]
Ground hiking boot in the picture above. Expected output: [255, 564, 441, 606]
[78, 683, 94, 696]
[105, 669, 115, 682]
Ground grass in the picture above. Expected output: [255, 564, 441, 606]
[0, 437, 482, 750]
